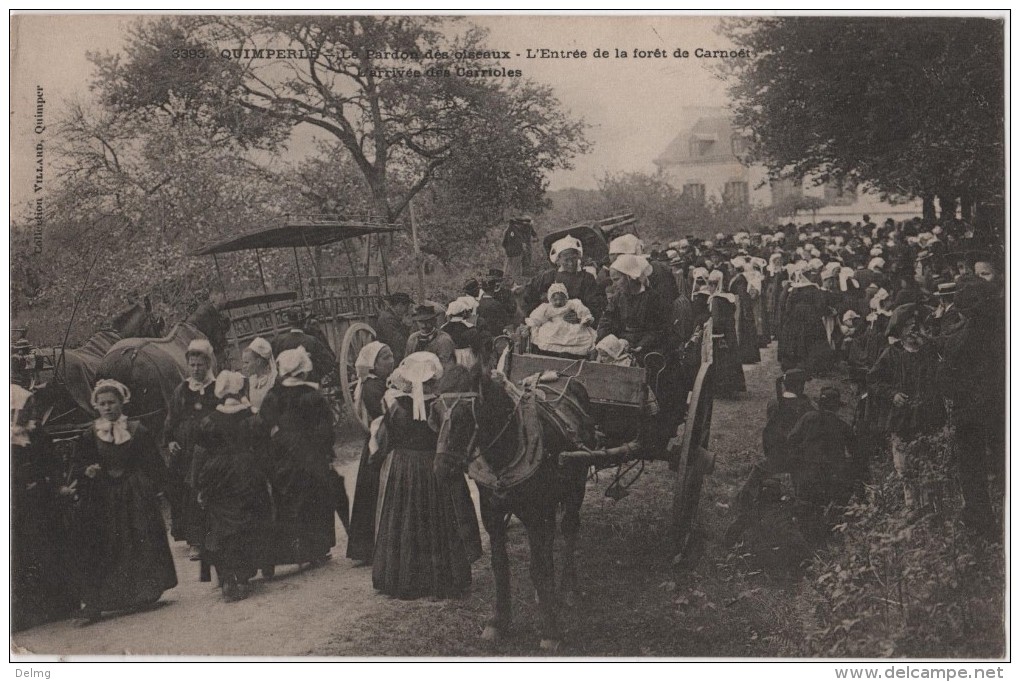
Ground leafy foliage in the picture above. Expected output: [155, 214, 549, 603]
[806, 429, 1004, 658]
[719, 18, 1004, 211]
[14, 16, 589, 344]
[541, 172, 778, 248]
[92, 16, 589, 223]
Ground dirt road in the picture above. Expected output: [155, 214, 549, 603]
[15, 345, 821, 657]
[12, 458, 388, 656]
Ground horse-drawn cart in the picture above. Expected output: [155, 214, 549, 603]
[498, 320, 716, 562]
[191, 215, 401, 420]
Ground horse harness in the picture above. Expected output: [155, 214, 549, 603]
[436, 373, 591, 494]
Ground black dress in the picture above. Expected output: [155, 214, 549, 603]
[346, 376, 387, 562]
[711, 294, 747, 397]
[373, 396, 482, 599]
[257, 384, 337, 565]
[165, 380, 219, 544]
[12, 422, 79, 630]
[730, 273, 761, 364]
[76, 422, 178, 614]
[778, 284, 831, 374]
[596, 288, 670, 355]
[193, 408, 272, 584]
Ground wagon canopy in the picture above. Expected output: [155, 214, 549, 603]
[540, 213, 636, 264]
[191, 216, 402, 256]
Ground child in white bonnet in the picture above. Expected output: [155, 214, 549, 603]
[526, 282, 596, 358]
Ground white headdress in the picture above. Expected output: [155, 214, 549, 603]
[446, 296, 478, 322]
[214, 370, 251, 414]
[90, 378, 131, 408]
[386, 351, 444, 421]
[277, 346, 317, 388]
[608, 234, 643, 256]
[246, 337, 277, 378]
[549, 236, 583, 264]
[90, 379, 132, 444]
[547, 282, 569, 300]
[610, 254, 653, 281]
[353, 341, 389, 424]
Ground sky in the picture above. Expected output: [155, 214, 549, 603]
[10, 14, 738, 209]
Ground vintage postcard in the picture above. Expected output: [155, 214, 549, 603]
[9, 12, 1007, 669]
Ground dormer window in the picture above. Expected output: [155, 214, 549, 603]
[689, 133, 719, 157]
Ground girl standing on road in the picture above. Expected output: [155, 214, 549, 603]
[165, 339, 219, 557]
[346, 341, 395, 564]
[193, 371, 271, 601]
[257, 347, 337, 569]
[76, 379, 177, 622]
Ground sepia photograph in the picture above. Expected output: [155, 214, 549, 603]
[8, 11, 1008, 666]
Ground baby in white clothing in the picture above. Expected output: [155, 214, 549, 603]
[526, 283, 596, 357]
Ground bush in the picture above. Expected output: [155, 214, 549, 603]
[805, 429, 1005, 657]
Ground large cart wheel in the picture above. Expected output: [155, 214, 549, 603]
[670, 357, 715, 566]
[339, 322, 377, 433]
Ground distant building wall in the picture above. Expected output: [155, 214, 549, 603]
[655, 111, 925, 224]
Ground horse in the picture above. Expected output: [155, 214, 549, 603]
[95, 316, 216, 435]
[432, 363, 596, 651]
[33, 300, 166, 431]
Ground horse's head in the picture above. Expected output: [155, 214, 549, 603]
[186, 299, 228, 349]
[432, 364, 519, 479]
[109, 299, 165, 338]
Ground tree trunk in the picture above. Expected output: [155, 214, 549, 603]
[937, 195, 958, 222]
[960, 194, 974, 223]
[973, 199, 1004, 247]
[921, 194, 936, 225]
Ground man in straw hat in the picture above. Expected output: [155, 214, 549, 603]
[406, 304, 456, 371]
[867, 304, 945, 508]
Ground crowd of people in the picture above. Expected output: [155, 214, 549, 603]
[11, 212, 1006, 632]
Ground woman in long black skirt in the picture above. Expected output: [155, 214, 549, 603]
[346, 341, 395, 563]
[165, 339, 219, 556]
[193, 371, 271, 601]
[76, 379, 177, 622]
[372, 352, 482, 600]
[708, 269, 747, 398]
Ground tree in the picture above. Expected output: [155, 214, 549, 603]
[17, 97, 306, 343]
[92, 16, 588, 223]
[719, 17, 1004, 234]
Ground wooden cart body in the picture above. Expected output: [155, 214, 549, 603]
[191, 216, 401, 419]
[500, 320, 715, 561]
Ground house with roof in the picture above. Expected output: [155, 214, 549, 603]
[653, 109, 921, 223]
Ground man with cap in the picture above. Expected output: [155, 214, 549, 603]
[10, 338, 40, 389]
[524, 235, 606, 322]
[787, 386, 853, 543]
[502, 216, 536, 279]
[867, 303, 945, 508]
[376, 293, 413, 364]
[928, 282, 962, 335]
[725, 368, 814, 545]
[405, 304, 456, 371]
[937, 279, 1004, 539]
[477, 272, 513, 335]
[272, 308, 337, 384]
[483, 268, 517, 320]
